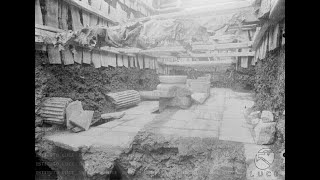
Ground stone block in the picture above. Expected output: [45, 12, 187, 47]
[254, 122, 276, 145]
[157, 84, 191, 97]
[66, 100, 83, 129]
[261, 110, 274, 123]
[70, 110, 94, 131]
[159, 75, 187, 84]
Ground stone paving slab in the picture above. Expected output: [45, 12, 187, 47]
[120, 114, 157, 127]
[170, 110, 195, 121]
[155, 127, 219, 138]
[162, 119, 189, 128]
[219, 126, 254, 144]
[221, 119, 252, 129]
[119, 101, 158, 115]
[111, 125, 142, 134]
[185, 119, 220, 131]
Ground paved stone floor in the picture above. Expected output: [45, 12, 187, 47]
[44, 101, 159, 151]
[44, 88, 281, 179]
[145, 88, 256, 143]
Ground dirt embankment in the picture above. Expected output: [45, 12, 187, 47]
[117, 131, 247, 180]
[35, 50, 160, 122]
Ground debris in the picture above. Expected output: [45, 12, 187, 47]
[261, 110, 274, 123]
[69, 110, 94, 131]
[101, 112, 126, 120]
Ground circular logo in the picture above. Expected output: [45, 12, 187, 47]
[254, 148, 274, 170]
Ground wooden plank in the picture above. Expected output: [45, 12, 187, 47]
[59, 1, 69, 30]
[35, 0, 43, 25]
[117, 55, 124, 67]
[126, 42, 253, 54]
[83, 49, 91, 64]
[47, 45, 62, 64]
[61, 49, 75, 65]
[91, 50, 102, 68]
[133, 57, 137, 68]
[155, 59, 159, 70]
[82, 11, 90, 27]
[123, 55, 129, 67]
[70, 5, 83, 30]
[144, 56, 150, 68]
[73, 46, 83, 64]
[108, 52, 117, 67]
[90, 14, 99, 26]
[101, 51, 109, 67]
[44, 0, 59, 28]
[138, 55, 144, 69]
[35, 24, 64, 33]
[64, 0, 117, 24]
[101, 1, 109, 16]
[273, 23, 280, 49]
[252, 21, 272, 50]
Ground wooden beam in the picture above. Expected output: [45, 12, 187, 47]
[63, 0, 118, 25]
[35, 24, 64, 33]
[252, 21, 272, 50]
[252, 0, 285, 50]
[160, 59, 235, 66]
[120, 42, 253, 54]
[188, 51, 255, 58]
[192, 42, 253, 51]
